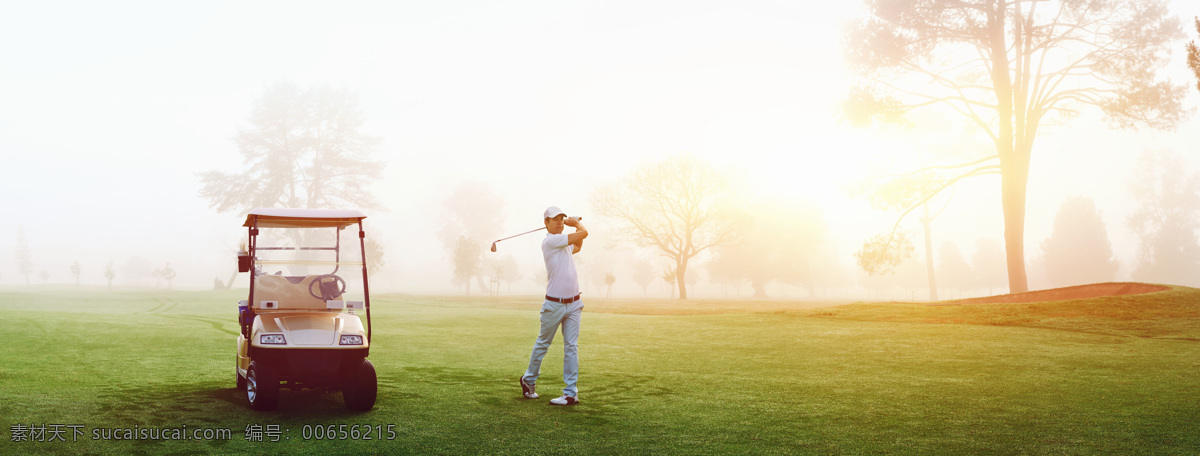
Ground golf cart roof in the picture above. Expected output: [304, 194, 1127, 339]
[243, 208, 367, 229]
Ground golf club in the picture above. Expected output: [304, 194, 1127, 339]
[490, 217, 581, 252]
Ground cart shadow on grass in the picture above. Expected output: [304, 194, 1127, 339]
[91, 364, 670, 429]
[94, 375, 416, 427]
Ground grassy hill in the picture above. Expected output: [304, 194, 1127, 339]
[809, 284, 1200, 340]
[0, 286, 1196, 454]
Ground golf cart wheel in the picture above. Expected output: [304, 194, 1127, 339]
[246, 361, 279, 411]
[342, 359, 377, 411]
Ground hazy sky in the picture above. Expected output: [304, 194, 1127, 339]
[3, 1, 1199, 296]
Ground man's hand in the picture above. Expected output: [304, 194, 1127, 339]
[564, 216, 581, 227]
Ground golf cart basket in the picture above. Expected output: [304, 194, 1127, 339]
[238, 208, 373, 344]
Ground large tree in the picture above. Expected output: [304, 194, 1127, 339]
[843, 0, 1187, 293]
[198, 82, 384, 213]
[592, 155, 741, 300]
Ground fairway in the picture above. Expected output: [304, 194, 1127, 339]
[1, 288, 1197, 455]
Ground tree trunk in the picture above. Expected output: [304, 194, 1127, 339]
[987, 5, 1029, 294]
[1001, 152, 1031, 294]
[676, 259, 688, 300]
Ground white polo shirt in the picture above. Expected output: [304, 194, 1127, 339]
[542, 233, 579, 299]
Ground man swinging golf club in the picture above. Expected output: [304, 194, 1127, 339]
[520, 206, 588, 405]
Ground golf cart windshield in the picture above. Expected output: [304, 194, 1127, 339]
[244, 209, 369, 312]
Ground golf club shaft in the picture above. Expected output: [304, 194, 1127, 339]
[494, 227, 545, 243]
[492, 217, 582, 244]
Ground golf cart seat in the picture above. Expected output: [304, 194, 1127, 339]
[254, 274, 342, 311]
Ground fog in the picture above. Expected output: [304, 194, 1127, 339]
[3, 1, 1199, 299]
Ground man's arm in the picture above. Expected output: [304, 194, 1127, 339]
[565, 217, 588, 253]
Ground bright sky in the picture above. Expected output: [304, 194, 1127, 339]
[2, 1, 1198, 296]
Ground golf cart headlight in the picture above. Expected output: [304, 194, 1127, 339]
[260, 334, 287, 345]
[339, 335, 364, 345]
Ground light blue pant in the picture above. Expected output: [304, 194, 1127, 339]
[522, 299, 583, 398]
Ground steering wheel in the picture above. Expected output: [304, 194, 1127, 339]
[308, 274, 347, 301]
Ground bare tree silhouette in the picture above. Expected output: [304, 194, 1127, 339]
[198, 82, 385, 214]
[593, 155, 742, 300]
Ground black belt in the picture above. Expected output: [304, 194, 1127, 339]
[545, 294, 581, 304]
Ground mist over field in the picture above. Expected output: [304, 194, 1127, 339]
[4, 1, 1200, 300]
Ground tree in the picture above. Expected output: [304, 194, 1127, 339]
[707, 196, 826, 298]
[104, 261, 116, 291]
[161, 263, 176, 289]
[1041, 197, 1118, 287]
[70, 261, 81, 287]
[38, 270, 48, 283]
[438, 181, 505, 295]
[1126, 150, 1200, 286]
[152, 263, 176, 289]
[593, 155, 742, 299]
[1187, 17, 1200, 93]
[851, 167, 954, 300]
[855, 231, 914, 276]
[843, 0, 1187, 294]
[604, 272, 616, 298]
[15, 226, 32, 285]
[452, 236, 483, 296]
[198, 82, 385, 213]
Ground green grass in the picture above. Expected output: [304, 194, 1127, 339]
[0, 286, 1197, 455]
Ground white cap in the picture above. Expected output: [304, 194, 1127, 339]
[543, 206, 567, 219]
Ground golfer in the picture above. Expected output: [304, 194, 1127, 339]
[520, 206, 588, 405]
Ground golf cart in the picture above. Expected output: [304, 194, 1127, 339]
[234, 208, 376, 411]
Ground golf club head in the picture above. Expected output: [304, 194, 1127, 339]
[490, 242, 497, 253]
